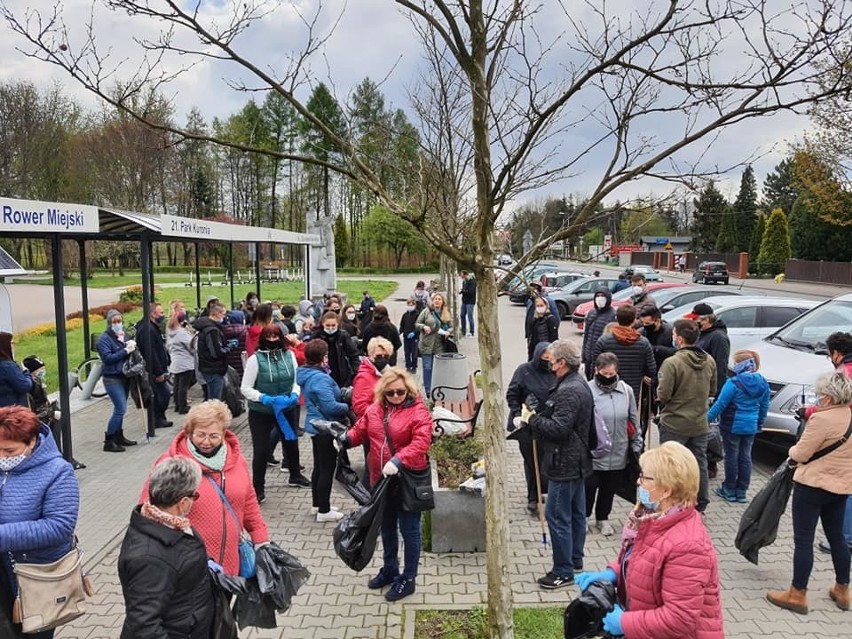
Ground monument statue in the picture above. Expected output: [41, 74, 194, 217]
[305, 207, 337, 298]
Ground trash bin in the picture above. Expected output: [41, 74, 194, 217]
[432, 353, 468, 402]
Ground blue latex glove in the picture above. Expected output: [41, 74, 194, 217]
[406, 332, 415, 339]
[207, 559, 224, 574]
[575, 568, 617, 592]
[602, 604, 624, 636]
[227, 338, 239, 349]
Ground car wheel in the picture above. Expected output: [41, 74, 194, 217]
[702, 275, 709, 285]
[722, 278, 729, 285]
[556, 302, 568, 320]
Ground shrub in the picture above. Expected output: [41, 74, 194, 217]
[66, 302, 141, 321]
[119, 285, 161, 304]
[431, 435, 484, 489]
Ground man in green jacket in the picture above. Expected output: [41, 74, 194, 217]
[656, 318, 717, 512]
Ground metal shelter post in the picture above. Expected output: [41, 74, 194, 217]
[51, 235, 75, 464]
[304, 245, 311, 301]
[229, 243, 235, 309]
[194, 242, 202, 311]
[254, 243, 261, 300]
[78, 239, 91, 359]
[140, 234, 156, 438]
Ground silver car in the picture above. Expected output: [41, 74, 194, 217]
[731, 293, 852, 443]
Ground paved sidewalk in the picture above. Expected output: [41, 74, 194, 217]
[57, 274, 849, 638]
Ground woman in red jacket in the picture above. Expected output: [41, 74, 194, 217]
[576, 441, 724, 639]
[142, 400, 270, 576]
[343, 368, 432, 603]
[246, 303, 273, 357]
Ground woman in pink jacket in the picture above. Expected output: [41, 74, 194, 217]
[576, 441, 724, 638]
[343, 368, 432, 603]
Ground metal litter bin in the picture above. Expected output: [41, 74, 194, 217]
[432, 353, 468, 402]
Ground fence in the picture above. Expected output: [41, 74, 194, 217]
[785, 259, 852, 285]
[626, 251, 747, 275]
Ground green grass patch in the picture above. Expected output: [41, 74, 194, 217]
[414, 607, 563, 639]
[430, 436, 483, 489]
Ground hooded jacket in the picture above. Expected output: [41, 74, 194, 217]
[295, 300, 314, 334]
[657, 347, 717, 437]
[506, 341, 554, 427]
[707, 371, 770, 435]
[582, 288, 616, 366]
[98, 325, 130, 378]
[698, 320, 730, 396]
[296, 365, 350, 436]
[167, 326, 196, 375]
[194, 316, 229, 375]
[526, 307, 559, 361]
[592, 326, 657, 401]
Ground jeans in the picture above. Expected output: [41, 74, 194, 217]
[585, 470, 622, 521]
[460, 302, 475, 336]
[173, 370, 194, 411]
[381, 506, 422, 581]
[659, 427, 709, 512]
[150, 374, 170, 424]
[791, 482, 850, 589]
[545, 479, 586, 578]
[422, 354, 434, 396]
[310, 434, 337, 513]
[204, 372, 225, 401]
[249, 409, 303, 497]
[845, 496, 852, 545]
[403, 337, 419, 371]
[103, 376, 129, 436]
[720, 431, 755, 498]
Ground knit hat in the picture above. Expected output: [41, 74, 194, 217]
[106, 309, 122, 326]
[23, 355, 45, 373]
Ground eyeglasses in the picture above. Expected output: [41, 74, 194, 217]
[192, 432, 223, 443]
[384, 389, 407, 398]
[638, 473, 654, 484]
[186, 491, 201, 501]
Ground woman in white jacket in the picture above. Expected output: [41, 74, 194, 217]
[167, 309, 195, 414]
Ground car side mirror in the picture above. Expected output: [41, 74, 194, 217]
[661, 304, 673, 312]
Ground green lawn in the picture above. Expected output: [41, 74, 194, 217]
[414, 607, 564, 639]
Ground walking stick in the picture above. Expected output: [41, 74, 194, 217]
[531, 436, 548, 550]
[135, 381, 149, 441]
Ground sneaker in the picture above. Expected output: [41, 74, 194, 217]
[819, 540, 833, 554]
[281, 460, 306, 472]
[267, 456, 279, 466]
[527, 501, 538, 516]
[736, 494, 749, 504]
[310, 505, 339, 515]
[385, 578, 415, 602]
[257, 493, 267, 504]
[599, 521, 615, 537]
[367, 568, 399, 590]
[537, 572, 573, 589]
[288, 474, 310, 488]
[316, 509, 345, 523]
[714, 486, 737, 502]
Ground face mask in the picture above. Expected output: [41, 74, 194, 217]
[595, 373, 618, 389]
[155, 314, 165, 324]
[374, 357, 389, 371]
[535, 307, 546, 316]
[0, 449, 30, 472]
[407, 305, 416, 311]
[177, 312, 187, 324]
[324, 328, 338, 336]
[250, 299, 259, 307]
[261, 339, 282, 351]
[111, 323, 124, 334]
[272, 309, 281, 319]
[346, 313, 356, 321]
[638, 486, 658, 511]
[632, 286, 644, 296]
[671, 338, 679, 349]
[215, 318, 224, 325]
[538, 359, 551, 373]
[35, 370, 46, 382]
[594, 297, 606, 309]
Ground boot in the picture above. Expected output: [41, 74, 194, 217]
[103, 434, 125, 453]
[116, 430, 137, 446]
[829, 583, 850, 611]
[766, 586, 808, 614]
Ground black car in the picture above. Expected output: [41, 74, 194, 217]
[692, 261, 730, 285]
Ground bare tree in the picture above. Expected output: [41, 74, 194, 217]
[3, 1, 852, 636]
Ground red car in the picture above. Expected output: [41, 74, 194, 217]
[571, 282, 687, 330]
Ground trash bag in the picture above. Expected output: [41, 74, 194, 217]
[564, 580, 617, 639]
[707, 425, 723, 464]
[255, 542, 311, 613]
[310, 419, 348, 438]
[223, 365, 245, 417]
[233, 580, 277, 630]
[735, 458, 795, 565]
[122, 349, 146, 378]
[333, 477, 390, 571]
[129, 374, 152, 409]
[336, 448, 372, 506]
[210, 572, 248, 638]
[614, 448, 641, 504]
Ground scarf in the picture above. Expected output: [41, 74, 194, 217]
[611, 325, 639, 345]
[619, 503, 685, 554]
[188, 439, 228, 471]
[141, 500, 192, 533]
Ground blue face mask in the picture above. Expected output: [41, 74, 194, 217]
[671, 338, 678, 349]
[638, 486, 658, 511]
[111, 323, 124, 334]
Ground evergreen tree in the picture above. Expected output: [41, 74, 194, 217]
[748, 213, 765, 272]
[732, 165, 758, 250]
[715, 207, 738, 252]
[757, 208, 792, 275]
[333, 213, 350, 267]
[761, 157, 800, 215]
[788, 193, 852, 262]
[690, 181, 727, 252]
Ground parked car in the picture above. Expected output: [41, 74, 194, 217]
[728, 292, 852, 444]
[571, 282, 687, 330]
[654, 286, 745, 314]
[507, 270, 589, 305]
[662, 295, 819, 357]
[498, 261, 559, 294]
[549, 277, 621, 320]
[692, 260, 730, 285]
[621, 264, 664, 282]
[495, 253, 515, 266]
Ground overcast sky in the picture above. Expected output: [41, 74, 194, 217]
[0, 0, 819, 211]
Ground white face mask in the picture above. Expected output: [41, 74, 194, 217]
[346, 313, 356, 321]
[0, 449, 30, 472]
[632, 285, 644, 296]
[535, 306, 546, 316]
[594, 297, 606, 309]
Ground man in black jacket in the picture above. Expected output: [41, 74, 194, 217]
[194, 304, 231, 401]
[527, 339, 595, 590]
[638, 305, 675, 431]
[582, 287, 616, 380]
[592, 305, 656, 403]
[459, 271, 477, 338]
[693, 302, 730, 479]
[136, 302, 172, 429]
[506, 341, 555, 515]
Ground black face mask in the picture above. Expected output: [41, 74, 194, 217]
[595, 373, 618, 389]
[538, 359, 551, 373]
[374, 357, 389, 372]
[261, 339, 282, 351]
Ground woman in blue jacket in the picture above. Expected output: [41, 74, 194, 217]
[296, 339, 350, 523]
[96, 310, 137, 453]
[0, 332, 33, 408]
[0, 405, 80, 638]
[707, 349, 770, 503]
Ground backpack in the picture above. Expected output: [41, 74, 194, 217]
[590, 406, 613, 459]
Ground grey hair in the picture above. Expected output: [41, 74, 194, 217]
[209, 303, 226, 316]
[595, 351, 619, 370]
[814, 372, 852, 407]
[548, 339, 581, 370]
[148, 457, 202, 508]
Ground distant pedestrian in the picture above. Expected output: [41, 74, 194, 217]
[398, 297, 420, 373]
[360, 305, 401, 366]
[97, 310, 137, 452]
[0, 331, 33, 408]
[415, 293, 452, 396]
[582, 287, 616, 379]
[612, 274, 630, 293]
[459, 271, 477, 338]
[526, 295, 559, 361]
[413, 281, 431, 312]
[221, 310, 248, 378]
[135, 302, 173, 429]
[359, 290, 376, 327]
[167, 308, 195, 415]
[194, 303, 231, 401]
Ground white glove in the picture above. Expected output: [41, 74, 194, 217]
[382, 461, 399, 476]
[512, 416, 523, 429]
[520, 404, 536, 424]
[437, 329, 448, 336]
[125, 340, 137, 353]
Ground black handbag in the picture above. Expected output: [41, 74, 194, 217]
[382, 411, 435, 512]
[442, 335, 458, 354]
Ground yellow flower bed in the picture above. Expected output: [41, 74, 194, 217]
[17, 315, 104, 339]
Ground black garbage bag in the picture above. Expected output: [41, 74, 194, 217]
[333, 477, 390, 571]
[310, 419, 348, 438]
[736, 458, 795, 565]
[223, 365, 245, 417]
[233, 579, 277, 630]
[255, 542, 311, 612]
[336, 448, 372, 506]
[210, 572, 248, 639]
[564, 580, 617, 639]
[614, 448, 641, 504]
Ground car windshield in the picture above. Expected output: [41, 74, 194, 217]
[769, 299, 852, 350]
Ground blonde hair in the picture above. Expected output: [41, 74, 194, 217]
[733, 349, 760, 370]
[366, 336, 393, 358]
[183, 400, 232, 435]
[373, 368, 418, 404]
[430, 293, 451, 323]
[640, 441, 699, 508]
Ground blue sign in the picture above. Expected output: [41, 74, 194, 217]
[655, 237, 669, 244]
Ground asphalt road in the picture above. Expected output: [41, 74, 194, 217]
[3, 282, 125, 331]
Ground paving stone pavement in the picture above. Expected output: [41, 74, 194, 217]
[55, 274, 849, 638]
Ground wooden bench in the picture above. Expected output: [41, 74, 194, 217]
[430, 371, 482, 438]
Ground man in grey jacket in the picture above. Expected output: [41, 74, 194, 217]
[656, 319, 717, 512]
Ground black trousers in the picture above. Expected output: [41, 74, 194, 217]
[311, 434, 338, 513]
[585, 469, 623, 521]
[516, 430, 549, 503]
[172, 370, 194, 411]
[248, 409, 302, 497]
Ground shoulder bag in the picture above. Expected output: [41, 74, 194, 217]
[10, 539, 94, 633]
[382, 410, 435, 512]
[205, 476, 257, 578]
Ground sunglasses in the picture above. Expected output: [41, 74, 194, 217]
[384, 389, 407, 398]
